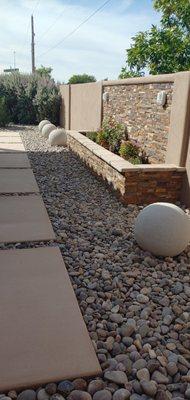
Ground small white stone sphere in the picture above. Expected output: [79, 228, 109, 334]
[134, 202, 190, 257]
[42, 123, 56, 139]
[38, 120, 50, 132]
[48, 128, 67, 146]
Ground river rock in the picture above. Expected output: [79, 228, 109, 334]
[166, 362, 178, 376]
[152, 371, 169, 384]
[140, 380, 157, 397]
[45, 384, 57, 396]
[88, 380, 105, 395]
[112, 389, 130, 400]
[104, 371, 128, 385]
[37, 389, 50, 400]
[93, 390, 112, 400]
[58, 381, 74, 396]
[136, 368, 150, 381]
[17, 390, 36, 400]
[73, 379, 87, 391]
[68, 391, 92, 400]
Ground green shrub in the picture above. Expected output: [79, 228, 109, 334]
[86, 132, 97, 142]
[119, 140, 142, 164]
[68, 74, 96, 84]
[97, 117, 127, 152]
[96, 128, 109, 148]
[119, 140, 149, 164]
[0, 97, 10, 127]
[0, 73, 61, 125]
[34, 78, 60, 125]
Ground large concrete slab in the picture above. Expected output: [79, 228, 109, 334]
[0, 136, 22, 143]
[0, 131, 20, 137]
[0, 247, 101, 391]
[0, 195, 55, 243]
[0, 143, 25, 152]
[0, 153, 30, 168]
[0, 169, 39, 193]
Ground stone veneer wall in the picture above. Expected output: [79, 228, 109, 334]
[103, 82, 174, 164]
[67, 131, 184, 205]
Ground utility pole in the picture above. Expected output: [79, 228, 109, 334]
[31, 14, 35, 73]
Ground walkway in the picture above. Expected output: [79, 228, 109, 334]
[0, 128, 100, 391]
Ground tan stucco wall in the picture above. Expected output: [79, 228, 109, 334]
[181, 140, 190, 206]
[60, 82, 102, 131]
[60, 85, 70, 130]
[70, 82, 102, 131]
[166, 72, 190, 167]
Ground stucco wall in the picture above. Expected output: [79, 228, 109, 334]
[60, 85, 70, 130]
[60, 82, 102, 131]
[103, 82, 173, 164]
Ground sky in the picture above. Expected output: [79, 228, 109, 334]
[0, 0, 161, 82]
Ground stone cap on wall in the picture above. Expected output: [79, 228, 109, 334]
[102, 73, 176, 87]
[67, 130, 185, 174]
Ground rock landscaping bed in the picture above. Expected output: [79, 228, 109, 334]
[1, 126, 190, 400]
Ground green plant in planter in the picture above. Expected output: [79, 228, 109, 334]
[86, 131, 97, 142]
[97, 128, 109, 148]
[119, 140, 142, 164]
[97, 117, 127, 151]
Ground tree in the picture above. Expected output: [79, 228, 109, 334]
[68, 73, 96, 84]
[119, 0, 190, 77]
[36, 65, 53, 79]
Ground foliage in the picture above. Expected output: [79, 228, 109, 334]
[119, 0, 190, 76]
[68, 74, 96, 84]
[0, 72, 61, 125]
[119, 140, 141, 164]
[119, 140, 149, 164]
[153, 0, 190, 31]
[0, 96, 10, 127]
[84, 117, 149, 165]
[36, 65, 53, 79]
[86, 131, 97, 142]
[97, 117, 127, 152]
[119, 68, 144, 79]
[33, 78, 60, 125]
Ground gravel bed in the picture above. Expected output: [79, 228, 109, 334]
[1, 126, 190, 400]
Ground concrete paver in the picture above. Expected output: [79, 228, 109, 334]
[0, 247, 101, 391]
[0, 153, 30, 168]
[0, 143, 25, 152]
[0, 169, 39, 193]
[0, 137, 22, 143]
[0, 195, 55, 243]
[0, 132, 21, 137]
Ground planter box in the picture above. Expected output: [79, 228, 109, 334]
[66, 130, 185, 205]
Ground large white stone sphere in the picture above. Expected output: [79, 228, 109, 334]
[48, 128, 67, 147]
[134, 203, 190, 257]
[38, 120, 50, 132]
[42, 123, 56, 139]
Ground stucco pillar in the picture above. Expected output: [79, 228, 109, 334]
[166, 71, 190, 166]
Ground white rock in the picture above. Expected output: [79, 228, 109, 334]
[134, 202, 190, 257]
[42, 123, 56, 139]
[38, 120, 50, 132]
[48, 128, 67, 146]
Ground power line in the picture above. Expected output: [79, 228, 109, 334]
[38, 0, 112, 58]
[31, 0, 41, 16]
[37, 3, 70, 42]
